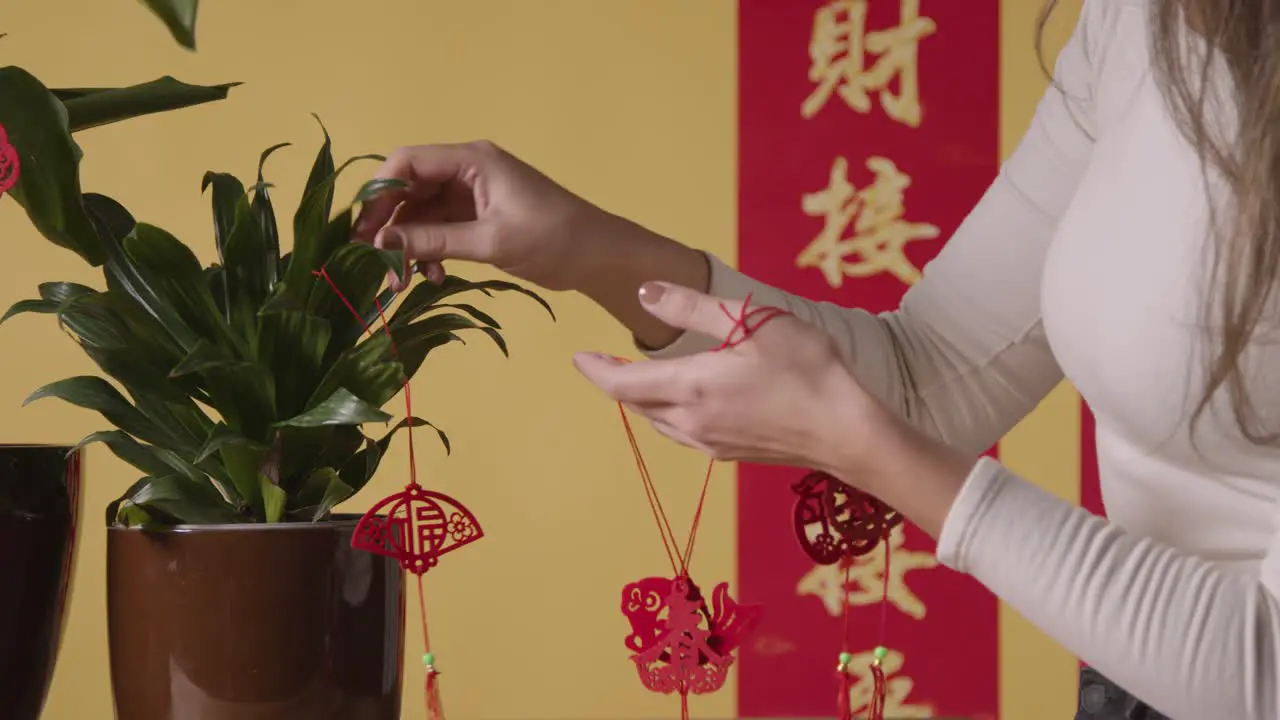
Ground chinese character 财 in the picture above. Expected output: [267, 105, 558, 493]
[802, 0, 936, 127]
[797, 155, 939, 288]
[795, 525, 937, 620]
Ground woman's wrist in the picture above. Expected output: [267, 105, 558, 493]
[571, 209, 711, 350]
[818, 373, 977, 539]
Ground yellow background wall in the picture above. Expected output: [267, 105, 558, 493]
[0, 1, 1082, 717]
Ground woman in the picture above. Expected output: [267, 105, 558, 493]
[354, 1, 1280, 718]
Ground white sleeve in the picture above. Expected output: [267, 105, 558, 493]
[938, 458, 1280, 720]
[645, 0, 1108, 456]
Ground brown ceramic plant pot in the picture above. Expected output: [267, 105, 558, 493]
[107, 515, 405, 720]
[0, 444, 83, 720]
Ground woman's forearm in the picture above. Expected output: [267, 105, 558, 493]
[572, 211, 711, 351]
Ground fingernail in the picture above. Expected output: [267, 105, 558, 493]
[638, 282, 666, 305]
[375, 228, 402, 249]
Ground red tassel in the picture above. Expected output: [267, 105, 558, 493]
[424, 666, 445, 720]
[836, 667, 854, 720]
[867, 661, 887, 720]
[680, 691, 690, 720]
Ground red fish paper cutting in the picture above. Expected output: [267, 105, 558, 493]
[0, 124, 21, 196]
[622, 575, 762, 696]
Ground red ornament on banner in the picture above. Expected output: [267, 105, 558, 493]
[314, 268, 482, 720]
[0, 124, 21, 195]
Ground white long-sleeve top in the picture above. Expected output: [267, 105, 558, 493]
[645, 1, 1280, 718]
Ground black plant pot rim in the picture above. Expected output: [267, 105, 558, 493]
[106, 513, 379, 534]
[0, 443, 76, 450]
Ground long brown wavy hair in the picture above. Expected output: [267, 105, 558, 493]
[1039, 0, 1280, 444]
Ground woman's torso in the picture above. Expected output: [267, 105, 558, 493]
[1040, 0, 1280, 580]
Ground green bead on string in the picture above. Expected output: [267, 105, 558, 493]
[422, 652, 438, 675]
[871, 645, 888, 666]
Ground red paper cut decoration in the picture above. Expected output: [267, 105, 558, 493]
[315, 268, 482, 720]
[0, 124, 20, 196]
[622, 576, 763, 697]
[608, 294, 791, 719]
[794, 470, 899, 720]
[792, 470, 903, 564]
[353, 484, 484, 574]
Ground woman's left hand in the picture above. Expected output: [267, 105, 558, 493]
[572, 281, 979, 538]
[571, 282, 887, 474]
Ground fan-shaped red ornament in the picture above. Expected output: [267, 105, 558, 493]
[352, 484, 484, 576]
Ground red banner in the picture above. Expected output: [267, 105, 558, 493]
[737, 1, 1000, 717]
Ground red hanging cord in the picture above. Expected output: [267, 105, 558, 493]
[314, 268, 444, 720]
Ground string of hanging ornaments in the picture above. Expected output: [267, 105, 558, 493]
[610, 294, 902, 720]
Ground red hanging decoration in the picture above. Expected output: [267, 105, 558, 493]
[0, 124, 20, 196]
[613, 397, 762, 719]
[793, 471, 898, 720]
[315, 268, 482, 720]
[610, 294, 805, 718]
[670, 293, 900, 720]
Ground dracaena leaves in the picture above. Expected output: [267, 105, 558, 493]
[4, 120, 554, 528]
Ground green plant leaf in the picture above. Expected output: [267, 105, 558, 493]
[257, 311, 331, 420]
[308, 332, 405, 412]
[393, 312, 508, 357]
[139, 0, 200, 50]
[127, 475, 244, 525]
[339, 416, 447, 494]
[390, 275, 555, 328]
[222, 190, 273, 345]
[260, 474, 286, 523]
[72, 429, 203, 485]
[23, 376, 168, 447]
[255, 143, 290, 287]
[195, 422, 267, 463]
[54, 77, 235, 132]
[289, 468, 354, 522]
[121, 222, 242, 355]
[0, 281, 97, 326]
[200, 170, 243, 267]
[168, 338, 235, 377]
[284, 141, 385, 299]
[212, 431, 266, 518]
[274, 388, 392, 429]
[84, 195, 205, 352]
[40, 281, 97, 305]
[0, 67, 105, 265]
[106, 478, 149, 526]
[1, 299, 58, 325]
[308, 241, 398, 360]
[203, 362, 277, 441]
[395, 331, 462, 380]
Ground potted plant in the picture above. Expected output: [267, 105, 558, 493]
[0, 8, 553, 719]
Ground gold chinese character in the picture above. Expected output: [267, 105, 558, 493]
[802, 0, 936, 127]
[846, 648, 934, 718]
[797, 155, 939, 288]
[795, 525, 937, 620]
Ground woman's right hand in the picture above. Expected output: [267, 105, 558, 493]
[351, 140, 604, 292]
[354, 139, 711, 350]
